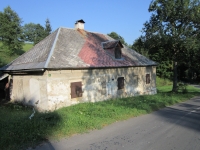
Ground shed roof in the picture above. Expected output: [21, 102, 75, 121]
[0, 27, 157, 71]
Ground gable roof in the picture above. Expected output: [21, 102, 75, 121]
[0, 27, 157, 71]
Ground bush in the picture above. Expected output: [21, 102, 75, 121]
[177, 82, 188, 93]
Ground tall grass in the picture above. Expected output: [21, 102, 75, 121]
[0, 84, 199, 150]
[156, 76, 172, 87]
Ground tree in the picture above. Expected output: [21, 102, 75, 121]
[22, 23, 45, 45]
[23, 23, 37, 42]
[132, 36, 149, 57]
[142, 0, 200, 92]
[107, 32, 128, 46]
[23, 19, 52, 45]
[34, 24, 46, 45]
[44, 18, 52, 37]
[0, 6, 24, 54]
[133, 35, 173, 79]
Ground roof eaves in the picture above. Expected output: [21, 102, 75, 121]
[44, 27, 61, 68]
[101, 40, 119, 49]
[46, 64, 157, 70]
[2, 68, 45, 73]
[102, 40, 118, 44]
[0, 73, 9, 81]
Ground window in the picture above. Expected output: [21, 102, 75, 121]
[117, 77, 124, 90]
[71, 82, 83, 98]
[133, 75, 138, 86]
[146, 74, 150, 84]
[115, 46, 122, 59]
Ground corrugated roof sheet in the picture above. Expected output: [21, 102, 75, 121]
[0, 27, 157, 71]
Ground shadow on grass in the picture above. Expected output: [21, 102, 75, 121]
[0, 103, 61, 150]
[0, 90, 199, 150]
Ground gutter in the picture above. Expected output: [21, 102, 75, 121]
[45, 64, 158, 71]
[2, 69, 45, 73]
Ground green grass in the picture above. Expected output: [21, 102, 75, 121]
[156, 76, 172, 87]
[0, 42, 33, 67]
[0, 84, 200, 150]
[0, 49, 199, 149]
[23, 43, 33, 52]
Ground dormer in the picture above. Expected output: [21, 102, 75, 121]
[102, 40, 123, 60]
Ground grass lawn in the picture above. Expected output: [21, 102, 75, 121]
[0, 83, 200, 150]
[23, 43, 33, 52]
[0, 42, 33, 67]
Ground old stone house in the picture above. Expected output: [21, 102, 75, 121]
[0, 20, 157, 111]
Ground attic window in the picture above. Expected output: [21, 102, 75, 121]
[71, 82, 83, 98]
[117, 77, 124, 90]
[115, 46, 122, 59]
[102, 40, 123, 60]
[146, 74, 150, 84]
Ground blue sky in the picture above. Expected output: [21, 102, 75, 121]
[1, 0, 152, 45]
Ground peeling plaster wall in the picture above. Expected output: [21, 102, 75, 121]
[10, 72, 48, 112]
[9, 66, 156, 112]
[46, 66, 157, 111]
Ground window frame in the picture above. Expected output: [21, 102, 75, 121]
[70, 81, 83, 99]
[115, 45, 122, 59]
[146, 74, 150, 84]
[117, 77, 125, 90]
[133, 75, 138, 86]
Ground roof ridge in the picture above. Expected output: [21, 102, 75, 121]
[59, 26, 76, 30]
[58, 27, 108, 36]
[44, 27, 61, 68]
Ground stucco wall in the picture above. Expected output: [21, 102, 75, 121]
[10, 66, 156, 111]
[10, 72, 48, 112]
[46, 66, 157, 111]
